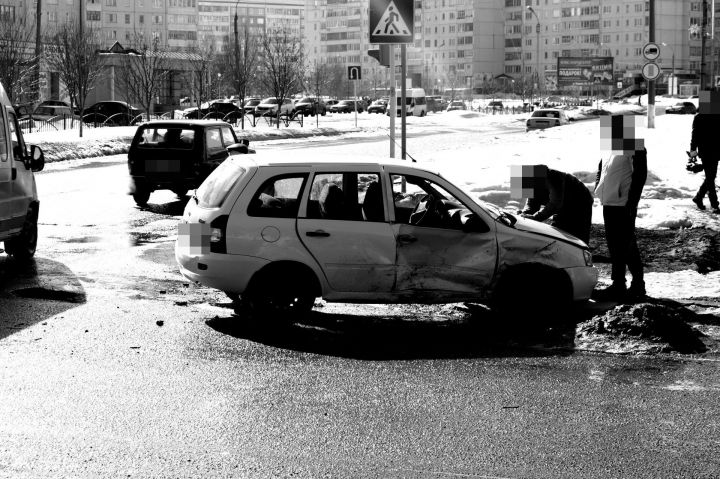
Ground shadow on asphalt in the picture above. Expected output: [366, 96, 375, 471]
[0, 255, 86, 341]
[206, 304, 588, 360]
[138, 196, 189, 216]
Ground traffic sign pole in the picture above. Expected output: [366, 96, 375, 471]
[648, 0, 656, 128]
[389, 45, 395, 159]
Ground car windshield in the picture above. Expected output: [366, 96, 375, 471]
[34, 107, 55, 116]
[532, 110, 560, 118]
[263, 98, 279, 104]
[196, 158, 248, 208]
[299, 98, 314, 103]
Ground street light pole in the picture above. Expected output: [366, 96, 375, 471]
[527, 6, 541, 100]
[661, 42, 676, 95]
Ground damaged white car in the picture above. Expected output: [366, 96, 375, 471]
[176, 153, 597, 317]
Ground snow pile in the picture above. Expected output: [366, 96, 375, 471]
[576, 300, 707, 354]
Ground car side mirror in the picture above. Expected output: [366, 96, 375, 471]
[30, 145, 45, 172]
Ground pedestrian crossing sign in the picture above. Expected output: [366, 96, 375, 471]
[369, 0, 414, 44]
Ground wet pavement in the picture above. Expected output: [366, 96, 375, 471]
[1, 147, 720, 477]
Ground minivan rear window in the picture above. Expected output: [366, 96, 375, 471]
[196, 159, 247, 208]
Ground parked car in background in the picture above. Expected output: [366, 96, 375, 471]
[526, 108, 571, 131]
[241, 98, 261, 115]
[367, 99, 388, 114]
[127, 120, 253, 206]
[83, 101, 141, 126]
[665, 102, 697, 115]
[31, 105, 74, 121]
[175, 152, 597, 318]
[487, 100, 504, 111]
[325, 99, 339, 108]
[12, 102, 35, 120]
[426, 95, 447, 113]
[254, 97, 294, 117]
[330, 100, 364, 113]
[293, 97, 327, 116]
[446, 100, 467, 112]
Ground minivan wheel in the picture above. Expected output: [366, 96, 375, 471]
[5, 206, 38, 261]
[133, 187, 151, 206]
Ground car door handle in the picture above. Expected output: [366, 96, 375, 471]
[306, 230, 330, 237]
[397, 234, 417, 244]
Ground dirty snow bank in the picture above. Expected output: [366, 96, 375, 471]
[576, 300, 708, 354]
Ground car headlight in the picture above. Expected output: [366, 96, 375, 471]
[583, 249, 593, 266]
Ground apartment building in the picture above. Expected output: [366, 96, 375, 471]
[504, 0, 719, 95]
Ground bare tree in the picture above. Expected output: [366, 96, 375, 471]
[325, 65, 346, 99]
[221, 14, 258, 128]
[305, 60, 333, 127]
[258, 26, 305, 127]
[183, 40, 217, 117]
[0, 11, 38, 103]
[116, 36, 168, 118]
[44, 21, 103, 137]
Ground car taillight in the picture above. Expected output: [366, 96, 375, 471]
[209, 215, 229, 254]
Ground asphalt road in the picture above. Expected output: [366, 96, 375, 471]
[1, 136, 719, 478]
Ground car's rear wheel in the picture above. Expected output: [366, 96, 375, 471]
[133, 186, 151, 206]
[241, 265, 318, 320]
[4, 204, 38, 261]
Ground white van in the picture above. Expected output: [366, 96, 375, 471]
[0, 82, 46, 259]
[388, 88, 427, 117]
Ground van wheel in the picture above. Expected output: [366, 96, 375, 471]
[5, 205, 38, 261]
[420, 110, 426, 117]
[133, 187, 151, 206]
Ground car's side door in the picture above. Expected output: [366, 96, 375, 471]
[388, 171, 498, 301]
[0, 105, 14, 232]
[297, 169, 396, 294]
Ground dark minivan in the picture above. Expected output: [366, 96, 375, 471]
[127, 120, 253, 206]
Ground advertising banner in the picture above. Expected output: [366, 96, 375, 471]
[557, 57, 614, 87]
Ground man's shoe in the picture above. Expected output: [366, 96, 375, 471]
[593, 284, 627, 302]
[692, 196, 706, 210]
[627, 281, 647, 302]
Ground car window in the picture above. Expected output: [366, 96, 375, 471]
[205, 128, 224, 155]
[7, 111, 24, 159]
[220, 126, 236, 146]
[306, 172, 383, 221]
[247, 174, 307, 218]
[138, 127, 195, 149]
[196, 159, 248, 208]
[391, 174, 476, 230]
[0, 108, 7, 161]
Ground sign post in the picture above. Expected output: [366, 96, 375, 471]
[369, 0, 414, 159]
[646, 0, 656, 128]
[348, 66, 362, 128]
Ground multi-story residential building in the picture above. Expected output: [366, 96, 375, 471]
[504, 0, 719, 96]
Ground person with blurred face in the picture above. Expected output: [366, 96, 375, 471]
[512, 165, 593, 244]
[594, 115, 647, 302]
[689, 91, 720, 214]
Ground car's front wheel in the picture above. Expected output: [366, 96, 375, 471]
[4, 204, 38, 261]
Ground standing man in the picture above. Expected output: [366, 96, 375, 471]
[514, 165, 594, 244]
[689, 91, 720, 214]
[594, 115, 647, 302]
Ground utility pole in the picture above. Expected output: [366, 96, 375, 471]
[34, 0, 42, 102]
[701, 0, 708, 90]
[648, 0, 656, 128]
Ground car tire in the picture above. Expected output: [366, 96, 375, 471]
[172, 188, 188, 198]
[4, 204, 38, 261]
[242, 266, 317, 320]
[133, 186, 151, 206]
[492, 265, 572, 324]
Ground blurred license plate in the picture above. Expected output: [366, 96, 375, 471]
[177, 222, 211, 255]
